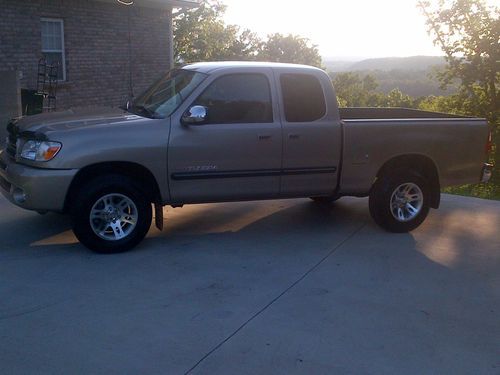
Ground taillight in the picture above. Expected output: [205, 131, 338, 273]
[485, 130, 492, 154]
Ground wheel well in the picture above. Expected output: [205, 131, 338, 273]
[64, 162, 161, 213]
[376, 154, 441, 209]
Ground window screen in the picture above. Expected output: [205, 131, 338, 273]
[194, 74, 273, 124]
[280, 74, 326, 122]
[41, 19, 65, 81]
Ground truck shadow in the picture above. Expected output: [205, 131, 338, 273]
[3, 196, 499, 275]
[2, 196, 499, 285]
[2, 198, 362, 252]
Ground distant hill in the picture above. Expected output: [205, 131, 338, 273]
[324, 56, 446, 72]
[323, 60, 358, 72]
[324, 55, 454, 97]
[348, 56, 446, 71]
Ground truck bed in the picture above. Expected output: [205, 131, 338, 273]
[338, 108, 488, 196]
[339, 107, 470, 120]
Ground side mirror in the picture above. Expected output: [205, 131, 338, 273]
[181, 105, 208, 125]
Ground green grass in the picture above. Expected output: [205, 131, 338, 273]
[443, 183, 500, 201]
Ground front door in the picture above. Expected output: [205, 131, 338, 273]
[168, 69, 282, 203]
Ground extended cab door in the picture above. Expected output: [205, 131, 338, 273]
[277, 70, 342, 196]
[168, 69, 282, 203]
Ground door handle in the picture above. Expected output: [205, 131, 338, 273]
[288, 134, 300, 139]
[258, 134, 272, 140]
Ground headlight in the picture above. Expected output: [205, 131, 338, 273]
[20, 140, 62, 161]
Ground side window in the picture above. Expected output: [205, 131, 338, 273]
[280, 74, 326, 122]
[193, 74, 273, 124]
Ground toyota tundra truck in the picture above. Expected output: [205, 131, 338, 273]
[0, 62, 493, 253]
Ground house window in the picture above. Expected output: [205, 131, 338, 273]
[41, 18, 66, 81]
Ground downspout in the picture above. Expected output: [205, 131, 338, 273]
[127, 5, 134, 99]
[116, 0, 134, 101]
[167, 6, 174, 69]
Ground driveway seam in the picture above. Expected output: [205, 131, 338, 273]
[184, 222, 367, 374]
[0, 299, 70, 321]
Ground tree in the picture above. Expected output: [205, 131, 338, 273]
[417, 94, 463, 114]
[418, 0, 499, 120]
[173, 3, 322, 68]
[418, 0, 500, 195]
[386, 89, 414, 108]
[332, 72, 383, 107]
[259, 33, 323, 68]
[173, 0, 261, 63]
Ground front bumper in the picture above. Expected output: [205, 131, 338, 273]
[481, 163, 493, 183]
[0, 151, 77, 212]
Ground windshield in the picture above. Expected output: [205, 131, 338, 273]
[130, 69, 206, 119]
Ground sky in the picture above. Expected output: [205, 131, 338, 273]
[222, 0, 445, 59]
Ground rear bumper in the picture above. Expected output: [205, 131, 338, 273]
[0, 151, 77, 212]
[481, 163, 493, 183]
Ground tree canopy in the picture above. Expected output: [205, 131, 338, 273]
[417, 0, 499, 121]
[173, 0, 261, 63]
[259, 33, 322, 68]
[173, 0, 322, 67]
[332, 72, 380, 107]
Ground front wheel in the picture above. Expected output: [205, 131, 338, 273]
[369, 171, 430, 233]
[70, 175, 152, 253]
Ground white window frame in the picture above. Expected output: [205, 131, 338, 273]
[41, 17, 66, 81]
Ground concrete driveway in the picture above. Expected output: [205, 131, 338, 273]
[0, 194, 499, 374]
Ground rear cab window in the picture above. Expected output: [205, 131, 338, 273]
[280, 73, 326, 122]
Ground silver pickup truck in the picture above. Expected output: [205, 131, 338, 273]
[0, 62, 493, 253]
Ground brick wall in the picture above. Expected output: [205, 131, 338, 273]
[0, 0, 173, 110]
[0, 71, 21, 141]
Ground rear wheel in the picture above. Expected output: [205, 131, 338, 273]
[369, 171, 430, 232]
[70, 175, 152, 253]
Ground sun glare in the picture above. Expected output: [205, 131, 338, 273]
[222, 0, 494, 58]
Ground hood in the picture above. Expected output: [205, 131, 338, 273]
[12, 107, 147, 135]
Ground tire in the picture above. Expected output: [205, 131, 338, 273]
[310, 195, 340, 204]
[70, 175, 152, 253]
[369, 171, 430, 233]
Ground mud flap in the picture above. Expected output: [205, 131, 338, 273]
[154, 202, 164, 231]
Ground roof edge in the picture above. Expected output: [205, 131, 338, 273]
[96, 0, 201, 9]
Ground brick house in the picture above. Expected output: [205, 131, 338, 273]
[0, 0, 199, 114]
